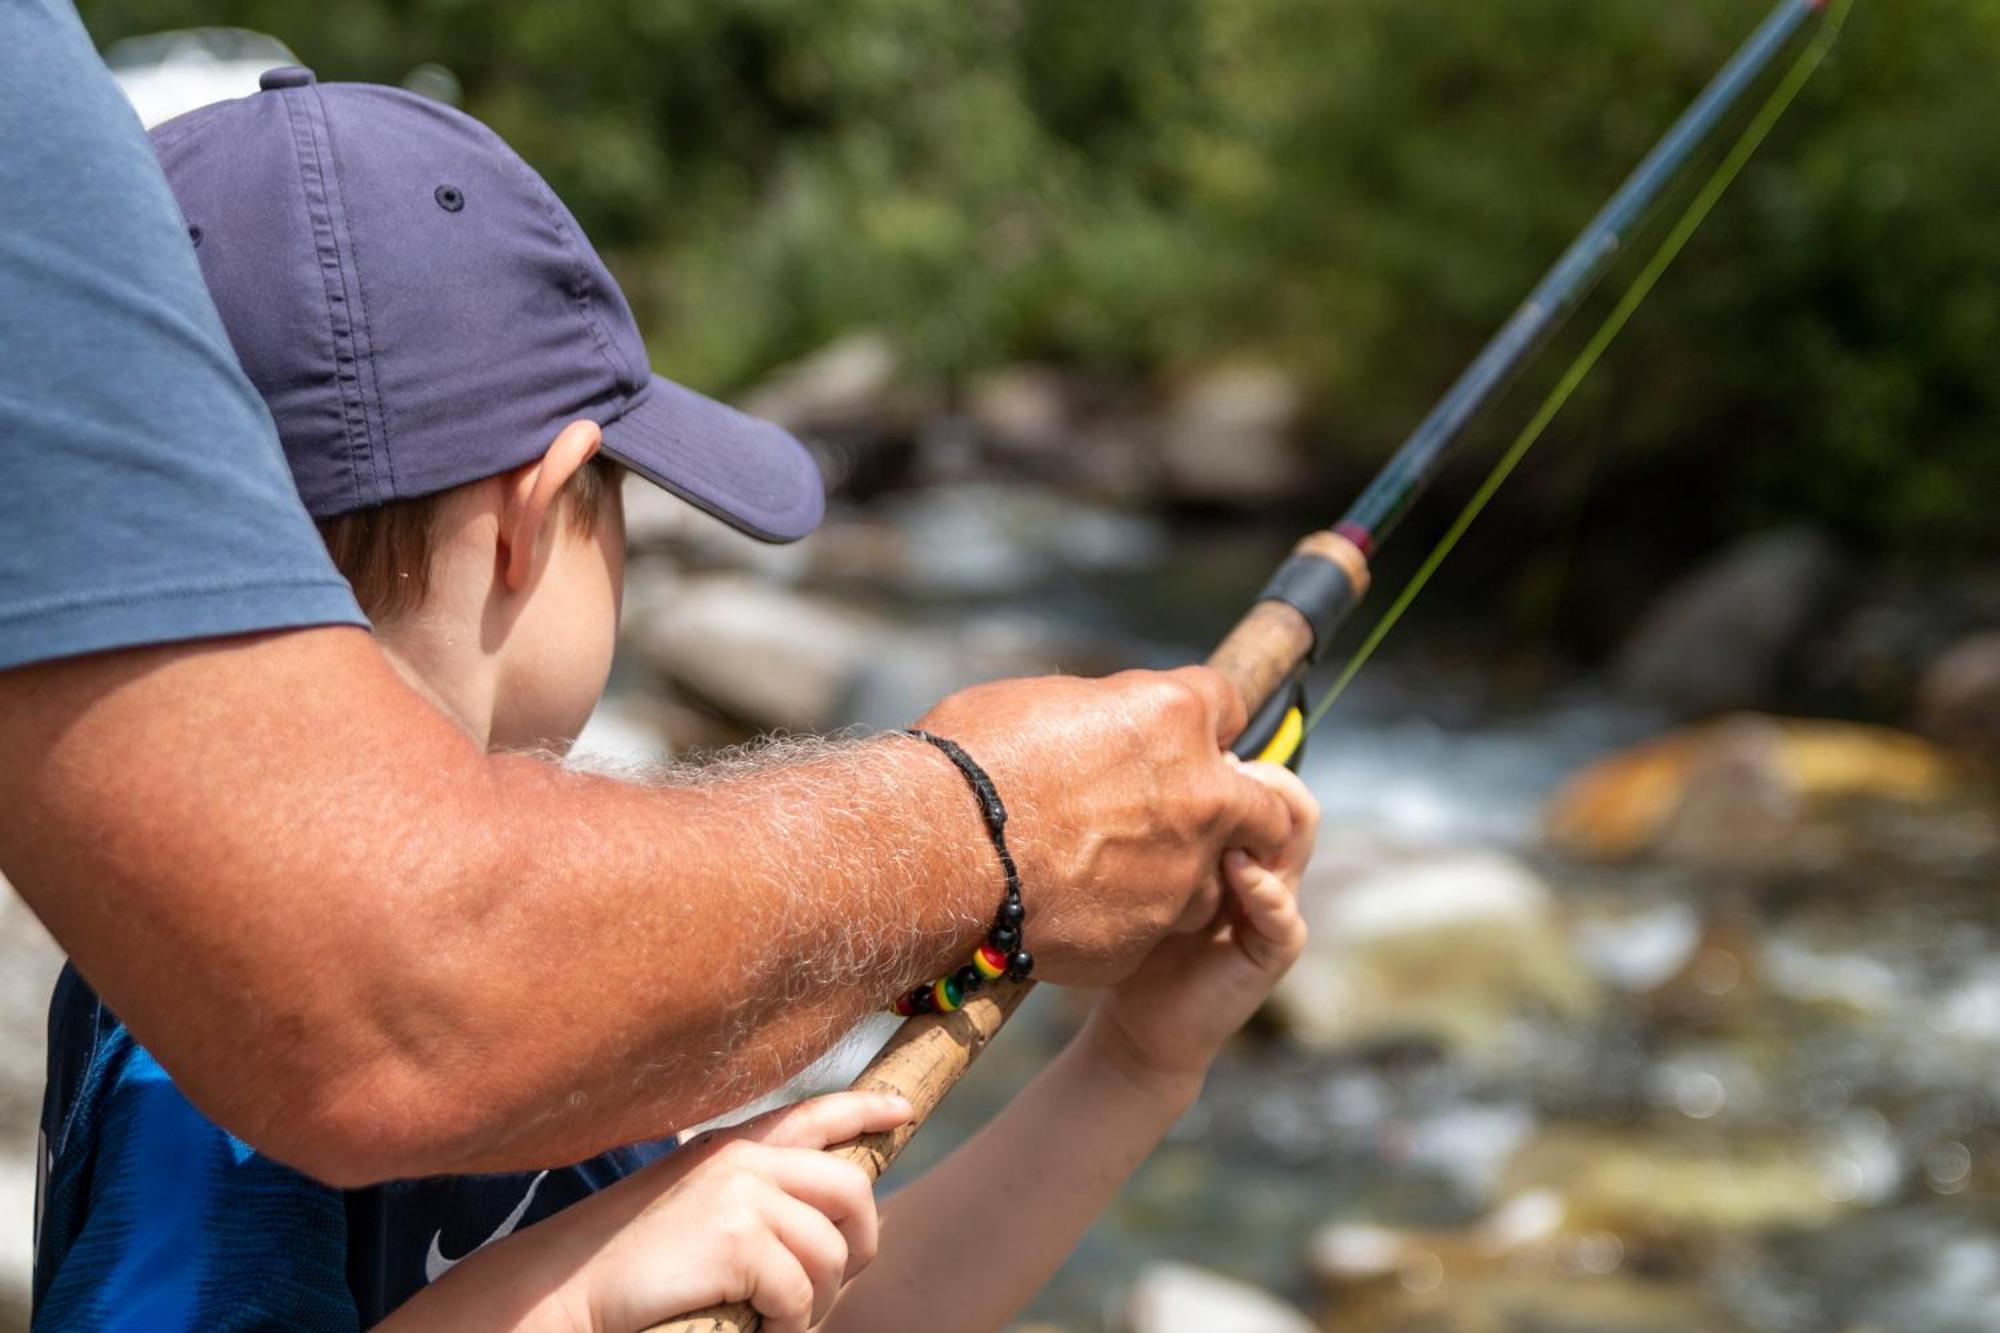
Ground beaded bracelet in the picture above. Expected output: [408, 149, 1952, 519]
[890, 729, 1035, 1016]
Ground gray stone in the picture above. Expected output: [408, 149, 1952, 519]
[629, 574, 889, 732]
[1616, 527, 1844, 716]
[626, 572, 1106, 734]
[1916, 629, 2000, 766]
[1155, 365, 1307, 507]
[1266, 837, 1597, 1053]
[964, 364, 1072, 460]
[1123, 1262, 1316, 1333]
[735, 331, 902, 437]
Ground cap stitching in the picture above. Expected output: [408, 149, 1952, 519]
[488, 130, 641, 402]
[279, 88, 375, 511]
[313, 91, 399, 497]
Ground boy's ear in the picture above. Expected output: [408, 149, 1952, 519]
[500, 419, 602, 591]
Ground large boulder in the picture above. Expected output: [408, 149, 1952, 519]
[1501, 1126, 1864, 1236]
[1916, 630, 2000, 768]
[735, 332, 936, 497]
[736, 331, 902, 438]
[1309, 1189, 1713, 1333]
[1309, 1126, 1877, 1332]
[1123, 1263, 1316, 1333]
[1544, 714, 1961, 865]
[628, 575, 890, 732]
[1155, 364, 1308, 508]
[1615, 528, 1844, 716]
[1266, 840, 1598, 1053]
[964, 364, 1073, 461]
[626, 572, 1101, 734]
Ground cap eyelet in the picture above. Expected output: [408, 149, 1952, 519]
[434, 185, 465, 213]
[188, 224, 203, 248]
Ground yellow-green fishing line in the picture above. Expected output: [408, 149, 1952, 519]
[1304, 0, 1852, 734]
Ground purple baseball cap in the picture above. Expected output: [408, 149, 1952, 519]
[149, 67, 824, 542]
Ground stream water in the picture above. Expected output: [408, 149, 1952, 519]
[896, 682, 2000, 1332]
[593, 508, 2000, 1332]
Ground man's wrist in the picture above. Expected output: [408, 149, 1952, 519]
[879, 731, 1027, 983]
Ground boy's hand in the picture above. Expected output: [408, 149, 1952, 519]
[1087, 760, 1317, 1093]
[394, 1090, 911, 1333]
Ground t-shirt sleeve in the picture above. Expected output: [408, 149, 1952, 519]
[0, 2, 365, 670]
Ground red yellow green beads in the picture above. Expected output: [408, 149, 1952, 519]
[890, 934, 1033, 1016]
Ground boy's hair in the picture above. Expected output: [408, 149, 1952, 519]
[317, 458, 617, 621]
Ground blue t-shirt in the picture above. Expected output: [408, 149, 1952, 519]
[5, 14, 668, 1323]
[0, 1, 365, 669]
[33, 965, 676, 1330]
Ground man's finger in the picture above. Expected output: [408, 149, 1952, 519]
[1237, 761, 1320, 866]
[1215, 763, 1295, 860]
[1163, 664, 1250, 747]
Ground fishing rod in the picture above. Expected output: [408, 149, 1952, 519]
[659, 2, 1845, 1327]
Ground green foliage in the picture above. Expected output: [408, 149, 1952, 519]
[79, 0, 2000, 559]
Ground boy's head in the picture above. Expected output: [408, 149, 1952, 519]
[152, 69, 824, 749]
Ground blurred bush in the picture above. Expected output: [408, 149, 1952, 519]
[80, 0, 2000, 560]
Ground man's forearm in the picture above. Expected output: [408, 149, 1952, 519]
[2, 626, 1287, 1185]
[0, 628, 993, 1182]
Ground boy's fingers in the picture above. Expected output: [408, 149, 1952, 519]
[1224, 854, 1288, 921]
[1224, 850, 1306, 964]
[738, 1091, 913, 1150]
[741, 1228, 818, 1333]
[1239, 761, 1319, 838]
[745, 1144, 882, 1273]
[758, 1188, 853, 1326]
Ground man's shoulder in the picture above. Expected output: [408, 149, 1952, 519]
[0, 0, 366, 671]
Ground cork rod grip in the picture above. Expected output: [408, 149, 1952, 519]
[646, 589, 1324, 1333]
[646, 983, 1033, 1333]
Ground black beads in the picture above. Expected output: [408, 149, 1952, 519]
[888, 729, 1037, 1017]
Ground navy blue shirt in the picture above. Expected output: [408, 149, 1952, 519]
[34, 966, 676, 1329]
[0, 0, 364, 669]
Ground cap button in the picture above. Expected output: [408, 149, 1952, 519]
[259, 66, 317, 91]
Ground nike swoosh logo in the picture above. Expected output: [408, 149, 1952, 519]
[424, 1169, 550, 1284]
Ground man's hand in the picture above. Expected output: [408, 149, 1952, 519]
[912, 666, 1293, 986]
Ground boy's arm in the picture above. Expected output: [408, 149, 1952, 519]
[826, 768, 1317, 1333]
[0, 628, 1288, 1185]
[823, 1011, 1198, 1333]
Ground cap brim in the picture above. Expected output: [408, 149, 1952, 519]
[600, 375, 825, 543]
